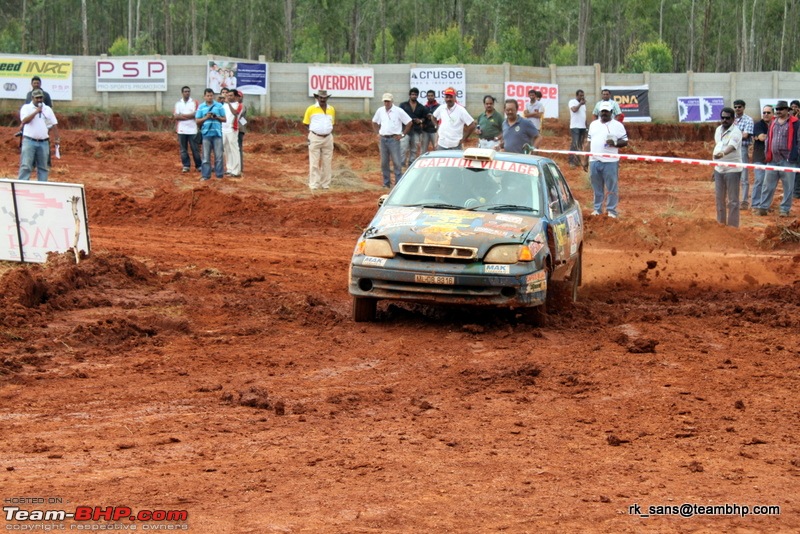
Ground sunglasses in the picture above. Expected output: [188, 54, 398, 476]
[763, 111, 773, 114]
[720, 115, 733, 120]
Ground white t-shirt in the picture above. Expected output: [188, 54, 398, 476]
[569, 99, 586, 129]
[433, 104, 474, 148]
[20, 102, 57, 139]
[587, 119, 628, 162]
[174, 98, 199, 135]
[525, 101, 545, 130]
[372, 105, 412, 136]
[221, 101, 240, 134]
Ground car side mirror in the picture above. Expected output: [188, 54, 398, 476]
[549, 200, 560, 214]
[378, 194, 388, 207]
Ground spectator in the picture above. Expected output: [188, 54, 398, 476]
[18, 89, 60, 182]
[523, 89, 544, 131]
[302, 90, 335, 190]
[195, 88, 226, 181]
[24, 76, 53, 107]
[733, 99, 754, 209]
[500, 99, 540, 154]
[791, 100, 800, 118]
[712, 107, 743, 227]
[750, 105, 772, 212]
[592, 89, 622, 121]
[568, 89, 588, 169]
[757, 100, 797, 217]
[222, 90, 242, 177]
[372, 93, 412, 188]
[476, 95, 503, 149]
[586, 101, 628, 218]
[433, 87, 476, 150]
[399, 88, 428, 170]
[234, 90, 247, 174]
[421, 90, 440, 153]
[173, 86, 202, 173]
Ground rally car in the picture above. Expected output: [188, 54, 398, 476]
[348, 148, 583, 324]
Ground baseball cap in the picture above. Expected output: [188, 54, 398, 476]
[599, 101, 614, 112]
[443, 87, 456, 96]
[382, 93, 393, 102]
[31, 89, 44, 98]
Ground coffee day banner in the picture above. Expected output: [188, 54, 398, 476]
[0, 55, 73, 101]
[606, 85, 650, 122]
[410, 68, 467, 106]
[308, 66, 374, 98]
[207, 60, 268, 95]
[677, 96, 724, 122]
[504, 82, 559, 120]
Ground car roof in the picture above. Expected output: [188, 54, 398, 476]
[417, 150, 555, 167]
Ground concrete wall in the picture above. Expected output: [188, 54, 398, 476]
[4, 54, 800, 122]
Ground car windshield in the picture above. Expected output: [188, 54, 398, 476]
[386, 158, 543, 214]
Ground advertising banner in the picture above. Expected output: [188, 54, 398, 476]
[96, 60, 167, 92]
[207, 60, 267, 95]
[0, 55, 73, 101]
[308, 66, 374, 98]
[410, 68, 467, 106]
[504, 82, 560, 120]
[0, 180, 90, 263]
[606, 85, 650, 122]
[677, 96, 724, 122]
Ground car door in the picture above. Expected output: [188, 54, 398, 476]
[542, 163, 571, 275]
[548, 162, 583, 261]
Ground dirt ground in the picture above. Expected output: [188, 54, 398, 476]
[1, 118, 799, 533]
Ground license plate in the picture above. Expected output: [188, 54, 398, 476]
[415, 275, 455, 285]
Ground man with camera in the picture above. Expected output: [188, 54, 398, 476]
[195, 88, 226, 181]
[568, 89, 588, 169]
[18, 89, 60, 182]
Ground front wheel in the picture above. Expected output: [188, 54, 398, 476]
[352, 297, 378, 322]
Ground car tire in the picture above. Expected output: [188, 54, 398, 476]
[520, 304, 547, 327]
[547, 251, 581, 310]
[352, 297, 378, 322]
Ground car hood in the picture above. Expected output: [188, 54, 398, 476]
[366, 206, 543, 248]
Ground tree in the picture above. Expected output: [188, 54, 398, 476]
[108, 36, 130, 56]
[547, 41, 578, 66]
[624, 41, 674, 73]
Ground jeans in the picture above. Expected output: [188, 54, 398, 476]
[238, 131, 245, 173]
[420, 131, 436, 153]
[751, 164, 766, 208]
[401, 131, 422, 170]
[178, 133, 202, 170]
[714, 171, 740, 227]
[762, 160, 796, 214]
[380, 136, 403, 187]
[201, 136, 224, 179]
[740, 144, 750, 203]
[569, 128, 587, 167]
[18, 137, 50, 181]
[589, 160, 620, 215]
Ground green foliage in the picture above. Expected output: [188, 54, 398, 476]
[791, 58, 800, 73]
[624, 40, 674, 73]
[132, 32, 157, 55]
[0, 21, 22, 53]
[482, 27, 528, 65]
[403, 25, 476, 64]
[108, 37, 129, 56]
[374, 28, 397, 63]
[546, 41, 577, 66]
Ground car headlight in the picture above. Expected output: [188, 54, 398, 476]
[364, 238, 394, 258]
[484, 244, 533, 264]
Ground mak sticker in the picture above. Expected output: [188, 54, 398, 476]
[485, 264, 510, 274]
[362, 256, 387, 267]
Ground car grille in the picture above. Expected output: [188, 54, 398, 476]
[399, 243, 478, 260]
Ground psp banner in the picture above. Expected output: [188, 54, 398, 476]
[96, 60, 167, 92]
[0, 179, 90, 263]
[410, 68, 467, 106]
[0, 55, 73, 101]
[606, 85, 650, 122]
[677, 96, 724, 122]
[504, 82, 560, 120]
[308, 66, 374, 98]
[207, 60, 267, 95]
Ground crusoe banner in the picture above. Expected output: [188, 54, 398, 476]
[606, 85, 650, 122]
[0, 55, 73, 100]
[411, 68, 467, 107]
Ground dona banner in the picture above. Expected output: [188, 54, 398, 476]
[677, 96, 724, 122]
[207, 60, 267, 95]
[0, 55, 73, 101]
[606, 85, 650, 122]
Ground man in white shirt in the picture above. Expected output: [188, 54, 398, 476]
[372, 93, 412, 188]
[523, 89, 545, 131]
[712, 107, 743, 227]
[18, 89, 60, 182]
[173, 86, 202, 173]
[433, 87, 476, 150]
[221, 90, 242, 177]
[568, 89, 587, 169]
[586, 101, 628, 218]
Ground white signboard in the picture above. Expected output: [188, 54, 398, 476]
[0, 180, 90, 263]
[96, 60, 167, 92]
[410, 68, 467, 107]
[308, 66, 374, 98]
[0, 55, 73, 101]
[504, 82, 560, 120]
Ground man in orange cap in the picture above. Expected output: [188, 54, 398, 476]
[432, 87, 476, 150]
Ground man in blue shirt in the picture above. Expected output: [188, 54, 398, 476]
[500, 99, 540, 154]
[195, 88, 226, 180]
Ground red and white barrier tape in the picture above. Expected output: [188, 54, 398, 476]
[531, 148, 798, 174]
